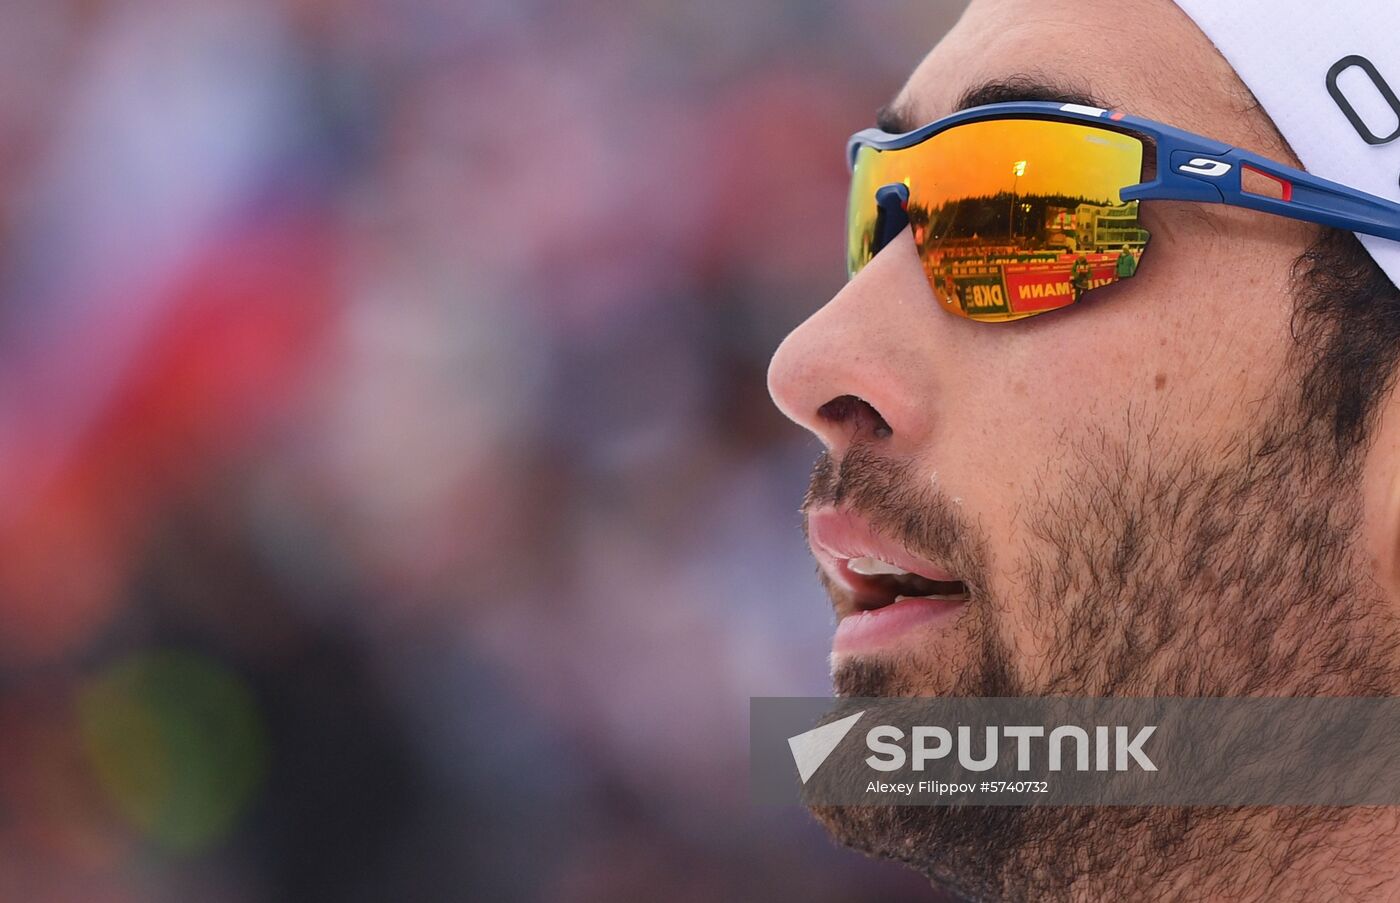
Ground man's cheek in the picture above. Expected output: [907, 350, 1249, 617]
[989, 575, 1055, 683]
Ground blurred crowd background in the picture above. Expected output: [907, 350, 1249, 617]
[0, 1, 968, 899]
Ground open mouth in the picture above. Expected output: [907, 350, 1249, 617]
[806, 508, 971, 654]
[842, 556, 970, 611]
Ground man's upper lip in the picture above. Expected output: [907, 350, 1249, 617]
[805, 506, 961, 592]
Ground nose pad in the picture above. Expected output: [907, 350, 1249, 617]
[871, 183, 911, 255]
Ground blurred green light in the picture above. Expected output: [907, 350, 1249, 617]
[78, 650, 268, 853]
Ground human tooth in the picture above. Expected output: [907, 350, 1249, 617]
[847, 556, 911, 577]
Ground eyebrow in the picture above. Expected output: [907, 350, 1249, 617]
[875, 75, 1111, 134]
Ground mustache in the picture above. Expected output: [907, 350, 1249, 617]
[801, 443, 989, 596]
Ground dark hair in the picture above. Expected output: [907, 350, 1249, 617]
[1292, 227, 1400, 461]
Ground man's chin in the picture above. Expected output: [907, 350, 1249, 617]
[831, 655, 927, 697]
[808, 799, 1037, 901]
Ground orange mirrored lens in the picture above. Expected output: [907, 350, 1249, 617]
[848, 119, 1148, 322]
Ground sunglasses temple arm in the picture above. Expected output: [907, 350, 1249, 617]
[1123, 151, 1400, 241]
[1238, 164, 1400, 241]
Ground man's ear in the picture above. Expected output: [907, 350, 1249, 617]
[1361, 387, 1400, 605]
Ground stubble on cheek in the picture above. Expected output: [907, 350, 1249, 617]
[809, 395, 1400, 899]
[826, 391, 1400, 700]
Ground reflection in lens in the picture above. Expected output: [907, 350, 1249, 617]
[848, 119, 1148, 322]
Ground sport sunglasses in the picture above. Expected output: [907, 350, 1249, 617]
[847, 100, 1400, 323]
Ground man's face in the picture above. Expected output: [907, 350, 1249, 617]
[768, 0, 1400, 896]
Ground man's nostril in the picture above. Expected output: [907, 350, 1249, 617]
[817, 394, 893, 439]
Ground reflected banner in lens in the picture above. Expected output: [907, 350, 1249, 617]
[848, 119, 1148, 322]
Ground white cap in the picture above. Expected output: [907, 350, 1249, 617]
[1172, 0, 1400, 287]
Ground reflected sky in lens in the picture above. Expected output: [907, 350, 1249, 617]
[903, 119, 1141, 206]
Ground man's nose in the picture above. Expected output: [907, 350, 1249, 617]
[766, 228, 945, 455]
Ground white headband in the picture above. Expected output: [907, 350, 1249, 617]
[1172, 0, 1400, 287]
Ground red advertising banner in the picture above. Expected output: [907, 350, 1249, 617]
[1002, 254, 1120, 314]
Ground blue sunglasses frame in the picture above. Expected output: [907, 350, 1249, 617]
[848, 100, 1400, 259]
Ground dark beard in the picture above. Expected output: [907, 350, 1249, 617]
[801, 396, 1400, 900]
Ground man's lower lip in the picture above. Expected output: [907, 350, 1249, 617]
[832, 597, 964, 655]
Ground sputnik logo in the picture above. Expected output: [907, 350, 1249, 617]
[788, 711, 865, 783]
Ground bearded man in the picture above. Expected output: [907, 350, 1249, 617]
[766, 0, 1400, 898]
